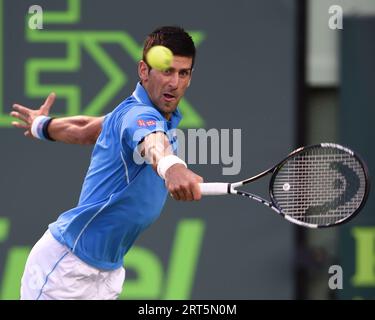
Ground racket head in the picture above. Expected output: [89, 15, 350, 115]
[269, 143, 370, 228]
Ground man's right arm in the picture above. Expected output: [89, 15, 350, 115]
[139, 131, 203, 201]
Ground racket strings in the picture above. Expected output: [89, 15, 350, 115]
[272, 147, 367, 226]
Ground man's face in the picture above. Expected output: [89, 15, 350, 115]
[139, 55, 193, 119]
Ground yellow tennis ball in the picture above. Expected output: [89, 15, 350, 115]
[146, 45, 173, 71]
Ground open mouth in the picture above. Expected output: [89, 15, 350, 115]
[163, 93, 176, 101]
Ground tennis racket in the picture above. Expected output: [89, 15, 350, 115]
[199, 143, 370, 228]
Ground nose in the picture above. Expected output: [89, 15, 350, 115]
[168, 72, 179, 89]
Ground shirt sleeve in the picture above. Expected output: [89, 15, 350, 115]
[120, 105, 168, 151]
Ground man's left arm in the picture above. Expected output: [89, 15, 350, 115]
[11, 93, 103, 145]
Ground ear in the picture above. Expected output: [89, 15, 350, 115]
[138, 60, 150, 82]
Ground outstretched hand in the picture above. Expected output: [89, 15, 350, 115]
[10, 92, 56, 138]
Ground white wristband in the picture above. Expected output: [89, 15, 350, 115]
[157, 155, 187, 179]
[31, 115, 50, 140]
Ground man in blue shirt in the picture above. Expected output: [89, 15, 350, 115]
[11, 26, 203, 299]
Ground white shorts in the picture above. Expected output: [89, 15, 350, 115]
[20, 230, 125, 300]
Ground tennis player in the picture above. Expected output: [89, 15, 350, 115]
[11, 26, 203, 300]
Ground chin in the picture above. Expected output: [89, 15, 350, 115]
[163, 104, 178, 113]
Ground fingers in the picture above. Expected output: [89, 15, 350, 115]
[181, 183, 195, 201]
[11, 93, 56, 130]
[165, 165, 204, 201]
[169, 185, 185, 201]
[10, 105, 34, 138]
[11, 120, 33, 138]
[186, 186, 195, 201]
[188, 174, 203, 201]
[170, 191, 181, 201]
[11, 104, 34, 125]
[169, 180, 202, 201]
[12, 104, 32, 115]
[10, 110, 30, 124]
[11, 121, 29, 129]
[190, 181, 202, 201]
[40, 92, 56, 115]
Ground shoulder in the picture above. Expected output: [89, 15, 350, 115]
[117, 104, 165, 135]
[125, 104, 164, 120]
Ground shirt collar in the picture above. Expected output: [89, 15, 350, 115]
[132, 82, 153, 106]
[132, 82, 182, 126]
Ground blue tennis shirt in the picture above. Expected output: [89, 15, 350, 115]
[49, 82, 182, 270]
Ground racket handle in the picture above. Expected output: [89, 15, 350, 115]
[199, 183, 229, 196]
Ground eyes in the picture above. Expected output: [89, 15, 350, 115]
[162, 68, 191, 79]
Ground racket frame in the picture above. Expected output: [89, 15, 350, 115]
[211, 143, 371, 228]
[269, 143, 370, 227]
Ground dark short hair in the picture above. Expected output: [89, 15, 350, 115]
[143, 26, 196, 69]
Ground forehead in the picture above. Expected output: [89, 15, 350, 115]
[170, 55, 193, 70]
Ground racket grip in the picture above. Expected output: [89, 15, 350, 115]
[199, 183, 229, 196]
